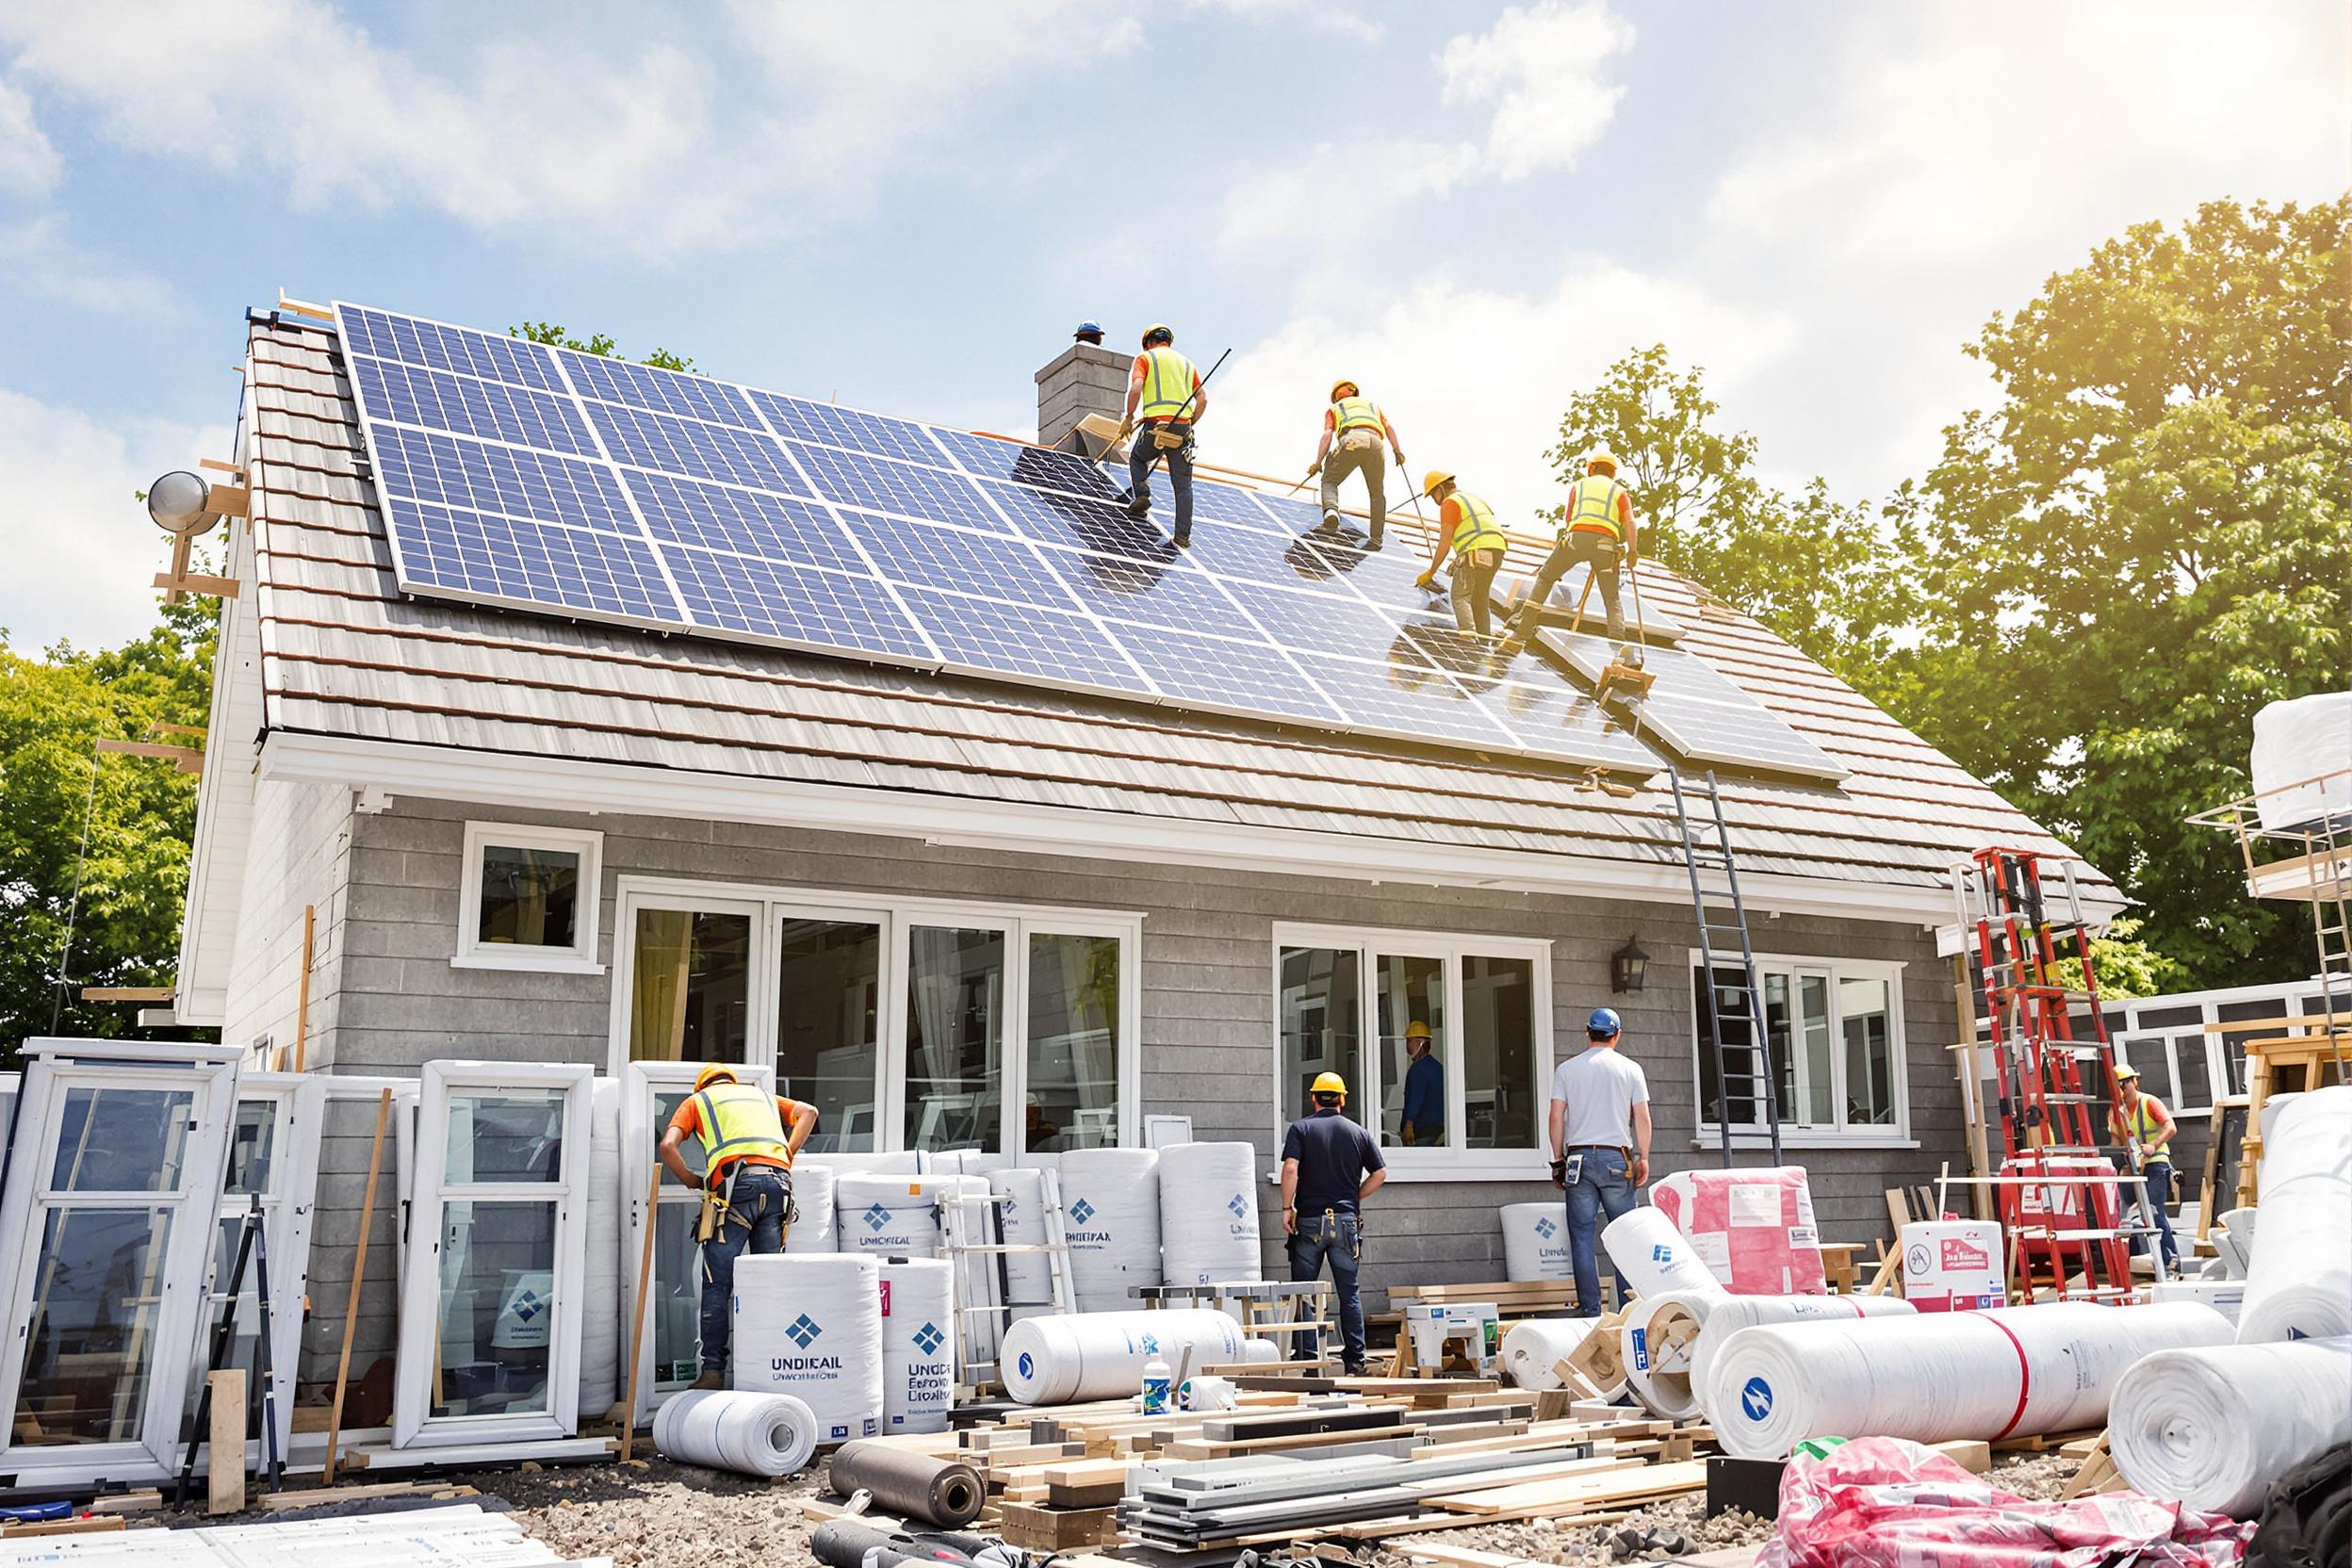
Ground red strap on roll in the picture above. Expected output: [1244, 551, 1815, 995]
[1984, 1314, 2034, 1439]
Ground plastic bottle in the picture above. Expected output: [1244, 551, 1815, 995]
[1140, 1356, 1172, 1414]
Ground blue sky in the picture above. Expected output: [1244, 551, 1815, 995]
[1, 0, 2343, 650]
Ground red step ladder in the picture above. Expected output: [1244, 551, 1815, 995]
[1954, 847, 2137, 1303]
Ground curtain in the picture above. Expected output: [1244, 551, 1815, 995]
[629, 910, 693, 1061]
[908, 928, 963, 1133]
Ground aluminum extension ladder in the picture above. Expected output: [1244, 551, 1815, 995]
[1668, 766, 1785, 1167]
[936, 1168, 1078, 1396]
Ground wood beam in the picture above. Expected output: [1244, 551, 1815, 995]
[80, 986, 175, 1003]
[96, 739, 205, 773]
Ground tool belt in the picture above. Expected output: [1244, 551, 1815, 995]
[1143, 418, 1195, 452]
[1337, 429, 1381, 451]
[1460, 547, 1501, 568]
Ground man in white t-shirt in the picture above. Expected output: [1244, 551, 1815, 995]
[1547, 1005, 1653, 1316]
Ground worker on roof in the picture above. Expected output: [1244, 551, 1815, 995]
[1307, 380, 1405, 549]
[1117, 324, 1205, 548]
[1074, 320, 1105, 346]
[1510, 447, 1637, 647]
[1281, 1070, 1386, 1376]
[2109, 1065, 2180, 1274]
[660, 1064, 819, 1389]
[1413, 470, 1510, 637]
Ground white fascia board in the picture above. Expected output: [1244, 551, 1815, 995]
[258, 730, 1964, 925]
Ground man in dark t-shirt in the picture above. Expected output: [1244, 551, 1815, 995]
[1281, 1071, 1387, 1374]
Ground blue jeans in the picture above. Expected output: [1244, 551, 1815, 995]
[1287, 1211, 1364, 1365]
[699, 1165, 792, 1377]
[2136, 1161, 2179, 1269]
[1126, 420, 1195, 540]
[1563, 1148, 1637, 1316]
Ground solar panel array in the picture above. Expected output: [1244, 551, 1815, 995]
[1552, 632, 1848, 781]
[335, 303, 1830, 780]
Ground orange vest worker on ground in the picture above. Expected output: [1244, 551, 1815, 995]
[661, 1065, 818, 1388]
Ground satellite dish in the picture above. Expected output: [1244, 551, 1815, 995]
[147, 470, 220, 537]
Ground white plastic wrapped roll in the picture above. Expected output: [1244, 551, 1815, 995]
[797, 1150, 923, 1176]
[2150, 1278, 2245, 1325]
[2240, 1085, 2351, 1344]
[730, 1254, 883, 1444]
[1157, 1143, 1262, 1286]
[577, 1076, 623, 1415]
[1500, 1202, 1573, 1282]
[2250, 692, 2352, 831]
[1000, 1308, 1243, 1405]
[836, 1174, 985, 1259]
[2109, 1337, 2352, 1516]
[1056, 1149, 1163, 1311]
[990, 1168, 1054, 1303]
[1685, 1292, 1916, 1410]
[1621, 1289, 1724, 1419]
[1602, 1206, 1728, 1301]
[1706, 1300, 2231, 1459]
[783, 1162, 838, 1253]
[1501, 1316, 1625, 1398]
[878, 1259, 956, 1434]
[654, 1389, 820, 1477]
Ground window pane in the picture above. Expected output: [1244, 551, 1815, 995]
[2134, 1004, 2203, 1029]
[1280, 947, 1362, 1129]
[1374, 955, 1446, 1148]
[432, 1199, 557, 1420]
[17, 1207, 175, 1446]
[1839, 976, 1896, 1126]
[50, 1086, 195, 1192]
[2174, 1034, 2212, 1109]
[477, 844, 580, 949]
[1798, 975, 1834, 1126]
[1026, 932, 1121, 1153]
[446, 1090, 566, 1184]
[223, 1099, 277, 1196]
[628, 909, 752, 1063]
[776, 919, 882, 1152]
[1759, 973, 1800, 1124]
[905, 926, 1004, 1152]
[1462, 955, 1535, 1150]
[646, 1086, 709, 1392]
[1693, 966, 1765, 1127]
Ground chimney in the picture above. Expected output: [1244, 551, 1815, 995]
[1036, 340, 1132, 451]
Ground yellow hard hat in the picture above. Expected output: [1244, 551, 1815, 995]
[1584, 447, 1621, 473]
[1422, 468, 1456, 497]
[1404, 1020, 1431, 1040]
[1331, 379, 1359, 401]
[1142, 323, 1174, 347]
[693, 1063, 740, 1091]
[1310, 1071, 1348, 1102]
[2113, 1064, 2140, 1081]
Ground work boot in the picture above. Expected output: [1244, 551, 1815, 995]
[690, 1369, 725, 1391]
[1124, 495, 1152, 519]
[1314, 513, 1339, 533]
[1173, 531, 1192, 549]
[1365, 528, 1383, 551]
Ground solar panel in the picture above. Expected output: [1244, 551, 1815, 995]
[1498, 564, 1689, 645]
[339, 302, 1675, 777]
[1551, 631, 1848, 781]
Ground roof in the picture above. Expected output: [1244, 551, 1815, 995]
[229, 313, 2117, 921]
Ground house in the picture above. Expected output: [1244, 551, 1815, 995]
[166, 303, 2120, 1384]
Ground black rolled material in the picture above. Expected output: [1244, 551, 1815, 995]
[826, 1440, 989, 1529]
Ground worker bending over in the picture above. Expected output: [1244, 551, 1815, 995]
[1281, 1072, 1386, 1375]
[1119, 324, 1205, 548]
[1413, 470, 1510, 636]
[1511, 448, 1636, 645]
[1307, 381, 1404, 548]
[660, 1064, 819, 1389]
[2109, 1064, 2180, 1272]
[1547, 1007, 1652, 1317]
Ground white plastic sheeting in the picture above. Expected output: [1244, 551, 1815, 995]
[2250, 691, 2352, 831]
[1500, 1202, 1573, 1282]
[2240, 1085, 2351, 1343]
[1158, 1142, 1262, 1286]
[2109, 1337, 2352, 1516]
[1501, 1316, 1624, 1398]
[655, 1388, 820, 1478]
[1001, 1308, 1243, 1405]
[1602, 1206, 1728, 1301]
[1684, 1293, 1917, 1414]
[835, 1174, 981, 1258]
[578, 1075, 622, 1416]
[1706, 1301, 2232, 1459]
[1056, 1148, 1163, 1311]
[784, 1162, 838, 1253]
[730, 1254, 883, 1445]
[879, 1259, 956, 1434]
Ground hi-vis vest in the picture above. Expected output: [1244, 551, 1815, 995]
[1138, 348, 1200, 420]
[1332, 395, 1385, 436]
[2112, 1092, 2167, 1146]
[1566, 474, 1628, 539]
[1448, 490, 1507, 556]
[694, 1080, 792, 1171]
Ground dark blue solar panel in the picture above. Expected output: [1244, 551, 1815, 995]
[1246, 487, 1330, 535]
[1291, 654, 1519, 750]
[981, 480, 1175, 562]
[587, 402, 806, 495]
[375, 427, 635, 533]
[751, 391, 957, 467]
[1221, 580, 1425, 667]
[668, 547, 935, 661]
[1178, 523, 1350, 587]
[390, 499, 678, 620]
[1039, 547, 1250, 634]
[1101, 621, 1346, 726]
[352, 356, 596, 455]
[786, 442, 1012, 532]
[931, 430, 1124, 500]
[1554, 632, 1842, 778]
[626, 472, 864, 574]
[1469, 678, 1659, 772]
[567, 353, 760, 430]
[852, 514, 1075, 610]
[1175, 473, 1286, 532]
[894, 587, 1146, 692]
[340, 308, 562, 391]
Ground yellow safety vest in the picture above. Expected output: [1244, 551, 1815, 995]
[2112, 1092, 2167, 1146]
[1448, 490, 1507, 556]
[1332, 396, 1385, 436]
[694, 1081, 792, 1171]
[1566, 474, 1628, 540]
[1138, 348, 1200, 420]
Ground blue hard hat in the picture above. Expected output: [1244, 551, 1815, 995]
[1587, 1006, 1623, 1036]
[1077, 320, 1102, 335]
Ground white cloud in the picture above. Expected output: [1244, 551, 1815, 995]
[0, 388, 228, 655]
[0, 74, 57, 195]
[0, 215, 182, 316]
[1188, 0, 1383, 42]
[1440, 0, 1633, 180]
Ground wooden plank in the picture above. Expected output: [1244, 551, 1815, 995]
[1, 1517, 126, 1539]
[78, 986, 176, 1002]
[1339, 1507, 1630, 1541]
[998, 1502, 1120, 1551]
[1423, 1459, 1707, 1515]
[86, 1491, 163, 1516]
[323, 1087, 393, 1484]
[1930, 1439, 1991, 1474]
[207, 1368, 247, 1514]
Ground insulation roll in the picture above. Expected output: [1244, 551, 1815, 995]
[1000, 1308, 1243, 1405]
[2239, 1085, 2351, 1344]
[1685, 1292, 1916, 1410]
[828, 1441, 987, 1528]
[1706, 1300, 2232, 1460]
[926, 1150, 1011, 1177]
[1620, 1289, 1723, 1419]
[783, 1162, 838, 1253]
[1501, 1316, 1625, 1399]
[1601, 1205, 1728, 1301]
[1500, 1202, 1574, 1282]
[653, 1389, 820, 1477]
[2109, 1337, 2352, 1517]
[1157, 1142, 1263, 1286]
[577, 1075, 623, 1415]
[2250, 691, 2352, 831]
[990, 1167, 1055, 1303]
[879, 1259, 956, 1434]
[798, 1150, 923, 1177]
[2150, 1277, 2246, 1326]
[1055, 1149, 1163, 1311]
[730, 1254, 883, 1444]
[836, 1174, 984, 1259]
[1240, 1338, 1282, 1364]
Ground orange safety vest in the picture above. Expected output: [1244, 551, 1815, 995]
[1566, 474, 1628, 540]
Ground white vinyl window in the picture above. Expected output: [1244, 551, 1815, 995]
[1690, 954, 1910, 1142]
[453, 822, 604, 974]
[1272, 924, 1554, 1181]
[608, 879, 1140, 1158]
[201, 1072, 325, 1471]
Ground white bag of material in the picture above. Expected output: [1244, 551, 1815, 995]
[1706, 1300, 2231, 1459]
[1685, 1292, 1917, 1410]
[2109, 1336, 2352, 1516]
[1900, 1219, 2005, 1313]
[1157, 1143, 1263, 1286]
[1602, 1206, 1728, 1301]
[1501, 1316, 1625, 1398]
[577, 1076, 622, 1413]
[2240, 1085, 2352, 1343]
[2150, 1277, 2246, 1326]
[730, 1254, 883, 1444]
[927, 1150, 1012, 1177]
[879, 1259, 956, 1434]
[990, 1168, 1055, 1303]
[836, 1173, 968, 1258]
[1500, 1202, 1573, 1282]
[784, 1162, 838, 1253]
[655, 1389, 820, 1478]
[1056, 1148, 1163, 1311]
[1001, 1308, 1242, 1405]
[1621, 1289, 1725, 1419]
[2250, 691, 2352, 832]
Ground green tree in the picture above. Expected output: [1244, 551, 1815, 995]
[512, 320, 697, 374]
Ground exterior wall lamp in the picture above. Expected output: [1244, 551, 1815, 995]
[1611, 935, 1650, 994]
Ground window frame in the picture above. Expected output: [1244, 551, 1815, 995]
[1269, 922, 1556, 1183]
[1686, 949, 1913, 1146]
[452, 821, 606, 974]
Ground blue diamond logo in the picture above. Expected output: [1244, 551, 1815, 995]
[913, 1321, 945, 1356]
[863, 1202, 890, 1233]
[1652, 1244, 1673, 1262]
[1227, 1194, 1248, 1217]
[1534, 1217, 1558, 1238]
[1070, 1198, 1096, 1225]
[787, 1313, 822, 1348]
[1140, 1332, 1159, 1354]
[510, 1289, 544, 1322]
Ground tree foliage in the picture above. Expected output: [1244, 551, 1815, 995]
[512, 319, 697, 374]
